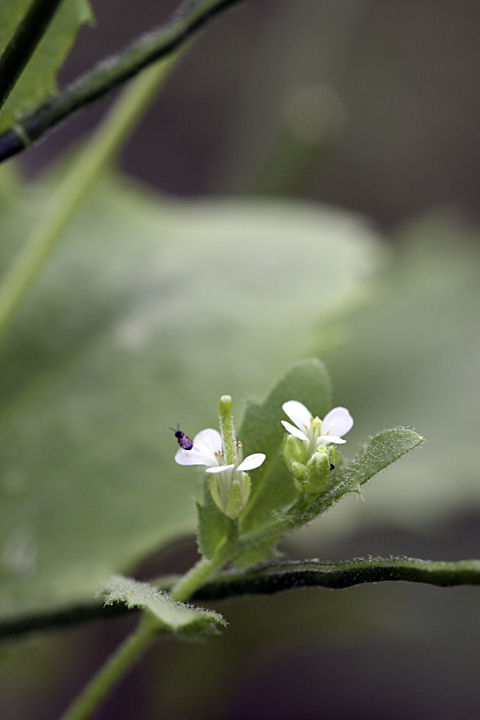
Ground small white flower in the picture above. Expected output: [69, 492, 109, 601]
[175, 426, 265, 520]
[174, 428, 265, 474]
[281, 400, 353, 456]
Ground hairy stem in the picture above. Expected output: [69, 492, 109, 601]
[0, 0, 245, 163]
[4, 556, 480, 641]
[58, 615, 164, 720]
[0, 0, 65, 113]
[0, 54, 179, 341]
[58, 548, 228, 720]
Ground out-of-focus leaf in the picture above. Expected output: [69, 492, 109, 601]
[0, 0, 93, 133]
[101, 575, 225, 635]
[0, 166, 382, 619]
[294, 213, 480, 545]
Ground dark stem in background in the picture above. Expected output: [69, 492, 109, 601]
[2, 556, 480, 641]
[0, 0, 245, 165]
[0, 0, 65, 114]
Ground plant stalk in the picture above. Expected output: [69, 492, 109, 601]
[0, 53, 179, 342]
[0, 0, 245, 163]
[58, 615, 164, 720]
[0, 0, 65, 113]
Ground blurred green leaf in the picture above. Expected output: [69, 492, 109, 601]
[294, 213, 480, 546]
[102, 575, 225, 635]
[0, 165, 382, 619]
[0, 0, 92, 133]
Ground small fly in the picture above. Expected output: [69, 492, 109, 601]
[170, 424, 194, 451]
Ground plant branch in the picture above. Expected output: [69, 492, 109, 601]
[0, 0, 65, 114]
[3, 556, 480, 641]
[58, 615, 165, 720]
[0, 54, 179, 341]
[0, 0, 245, 164]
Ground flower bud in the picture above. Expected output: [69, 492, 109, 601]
[304, 448, 330, 494]
[282, 434, 308, 485]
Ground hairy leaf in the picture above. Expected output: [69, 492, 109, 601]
[101, 575, 225, 635]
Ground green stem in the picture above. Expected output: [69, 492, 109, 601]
[0, 53, 179, 342]
[59, 615, 164, 720]
[0, 0, 65, 113]
[59, 549, 229, 720]
[170, 549, 229, 603]
[0, 0, 245, 163]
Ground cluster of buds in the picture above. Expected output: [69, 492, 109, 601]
[281, 401, 353, 494]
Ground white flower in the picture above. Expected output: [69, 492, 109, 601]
[281, 400, 353, 456]
[174, 428, 265, 474]
[175, 427, 265, 520]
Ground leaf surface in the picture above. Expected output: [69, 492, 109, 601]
[0, 0, 92, 132]
[0, 167, 382, 619]
[102, 575, 225, 635]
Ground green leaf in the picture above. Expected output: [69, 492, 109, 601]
[0, 167, 382, 620]
[196, 492, 227, 561]
[0, 0, 93, 133]
[286, 428, 424, 524]
[239, 358, 331, 533]
[101, 575, 226, 635]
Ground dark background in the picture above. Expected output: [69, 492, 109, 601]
[23, 0, 480, 227]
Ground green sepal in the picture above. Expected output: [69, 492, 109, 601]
[304, 449, 330, 493]
[282, 434, 307, 482]
[209, 470, 251, 520]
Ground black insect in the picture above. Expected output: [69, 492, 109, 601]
[329, 463, 335, 471]
[170, 424, 194, 450]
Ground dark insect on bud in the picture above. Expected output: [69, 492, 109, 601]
[170, 424, 194, 450]
[329, 463, 335, 471]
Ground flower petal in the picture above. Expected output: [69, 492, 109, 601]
[321, 407, 354, 438]
[282, 400, 312, 431]
[205, 464, 235, 474]
[237, 453, 266, 472]
[281, 420, 308, 442]
[316, 435, 347, 447]
[175, 447, 216, 466]
[193, 428, 222, 454]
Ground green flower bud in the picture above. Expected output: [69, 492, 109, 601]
[282, 434, 308, 483]
[304, 448, 330, 494]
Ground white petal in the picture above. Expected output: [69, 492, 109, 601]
[281, 420, 308, 442]
[193, 428, 222, 454]
[205, 464, 235, 474]
[316, 435, 347, 446]
[237, 453, 266, 472]
[175, 447, 215, 466]
[282, 400, 312, 431]
[321, 407, 354, 438]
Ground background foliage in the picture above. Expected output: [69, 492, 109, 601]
[1, 1, 480, 719]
